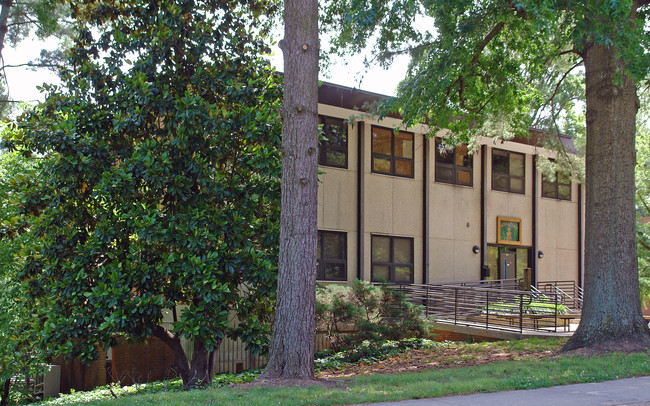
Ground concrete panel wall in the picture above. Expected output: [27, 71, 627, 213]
[537, 178, 581, 283]
[316, 101, 582, 288]
[428, 138, 482, 283]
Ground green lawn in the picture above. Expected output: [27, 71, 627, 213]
[34, 339, 650, 406]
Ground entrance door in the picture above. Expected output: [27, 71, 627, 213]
[499, 251, 516, 280]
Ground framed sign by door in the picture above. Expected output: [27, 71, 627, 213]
[497, 216, 522, 246]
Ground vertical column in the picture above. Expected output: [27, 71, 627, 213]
[423, 136, 429, 284]
[357, 121, 365, 280]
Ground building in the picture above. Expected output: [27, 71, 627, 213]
[315, 81, 584, 288]
[55, 80, 585, 394]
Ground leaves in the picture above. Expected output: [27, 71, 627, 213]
[5, 0, 282, 376]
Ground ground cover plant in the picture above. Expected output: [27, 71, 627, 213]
[27, 337, 650, 406]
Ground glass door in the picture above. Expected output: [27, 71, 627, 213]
[499, 251, 516, 280]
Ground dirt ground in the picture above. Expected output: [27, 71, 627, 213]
[316, 343, 560, 379]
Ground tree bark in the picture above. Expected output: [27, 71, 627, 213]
[258, 0, 319, 381]
[564, 19, 650, 349]
[0, 379, 10, 406]
[153, 326, 221, 389]
[0, 0, 14, 61]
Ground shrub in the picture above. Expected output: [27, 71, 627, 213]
[316, 280, 431, 351]
[482, 300, 569, 316]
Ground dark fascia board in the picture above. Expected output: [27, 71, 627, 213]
[318, 81, 579, 154]
[318, 80, 402, 119]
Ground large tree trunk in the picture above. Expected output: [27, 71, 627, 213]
[258, 0, 319, 381]
[564, 28, 650, 350]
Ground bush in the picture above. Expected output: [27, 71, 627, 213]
[482, 300, 569, 316]
[315, 280, 431, 351]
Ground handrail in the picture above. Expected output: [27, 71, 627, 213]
[392, 282, 578, 333]
[538, 280, 583, 311]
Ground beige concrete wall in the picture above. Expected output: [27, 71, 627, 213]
[317, 104, 361, 283]
[316, 102, 582, 287]
[484, 142, 534, 248]
[361, 118, 425, 283]
[428, 133, 482, 283]
[537, 178, 581, 283]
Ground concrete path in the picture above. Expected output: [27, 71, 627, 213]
[354, 376, 650, 406]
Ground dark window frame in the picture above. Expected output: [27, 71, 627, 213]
[370, 234, 414, 283]
[371, 125, 415, 178]
[318, 116, 348, 169]
[542, 170, 571, 201]
[434, 137, 473, 186]
[317, 230, 347, 281]
[492, 149, 526, 194]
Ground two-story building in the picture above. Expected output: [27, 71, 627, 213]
[316, 81, 584, 288]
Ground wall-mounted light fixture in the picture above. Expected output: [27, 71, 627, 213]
[472, 245, 480, 254]
[538, 250, 544, 259]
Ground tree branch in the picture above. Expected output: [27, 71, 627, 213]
[637, 192, 650, 216]
[470, 22, 504, 65]
[6, 19, 37, 28]
[3, 62, 59, 68]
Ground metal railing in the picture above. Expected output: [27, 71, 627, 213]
[392, 282, 578, 333]
[537, 280, 583, 311]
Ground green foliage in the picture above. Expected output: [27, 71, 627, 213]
[636, 90, 650, 303]
[315, 280, 431, 351]
[481, 300, 569, 316]
[2, 0, 282, 383]
[0, 149, 48, 405]
[322, 0, 649, 143]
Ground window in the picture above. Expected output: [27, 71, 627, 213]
[371, 126, 414, 177]
[542, 171, 571, 200]
[492, 149, 525, 194]
[435, 138, 472, 186]
[317, 231, 347, 281]
[319, 116, 348, 168]
[371, 235, 414, 283]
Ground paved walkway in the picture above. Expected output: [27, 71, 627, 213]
[355, 376, 650, 406]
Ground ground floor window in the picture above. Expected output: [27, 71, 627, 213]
[485, 245, 530, 281]
[371, 235, 414, 283]
[317, 231, 347, 281]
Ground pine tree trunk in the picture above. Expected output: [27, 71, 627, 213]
[259, 0, 319, 381]
[564, 25, 650, 350]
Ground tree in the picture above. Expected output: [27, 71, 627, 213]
[258, 0, 320, 381]
[0, 0, 65, 60]
[0, 0, 71, 112]
[3, 0, 282, 389]
[323, 0, 650, 349]
[0, 150, 47, 405]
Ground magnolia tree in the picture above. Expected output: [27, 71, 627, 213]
[3, 0, 282, 389]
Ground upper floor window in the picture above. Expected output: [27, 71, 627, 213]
[371, 126, 414, 178]
[371, 235, 414, 283]
[492, 149, 525, 194]
[435, 138, 472, 186]
[542, 171, 571, 201]
[317, 230, 347, 281]
[319, 116, 348, 168]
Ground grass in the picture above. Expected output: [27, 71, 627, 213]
[31, 338, 650, 406]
